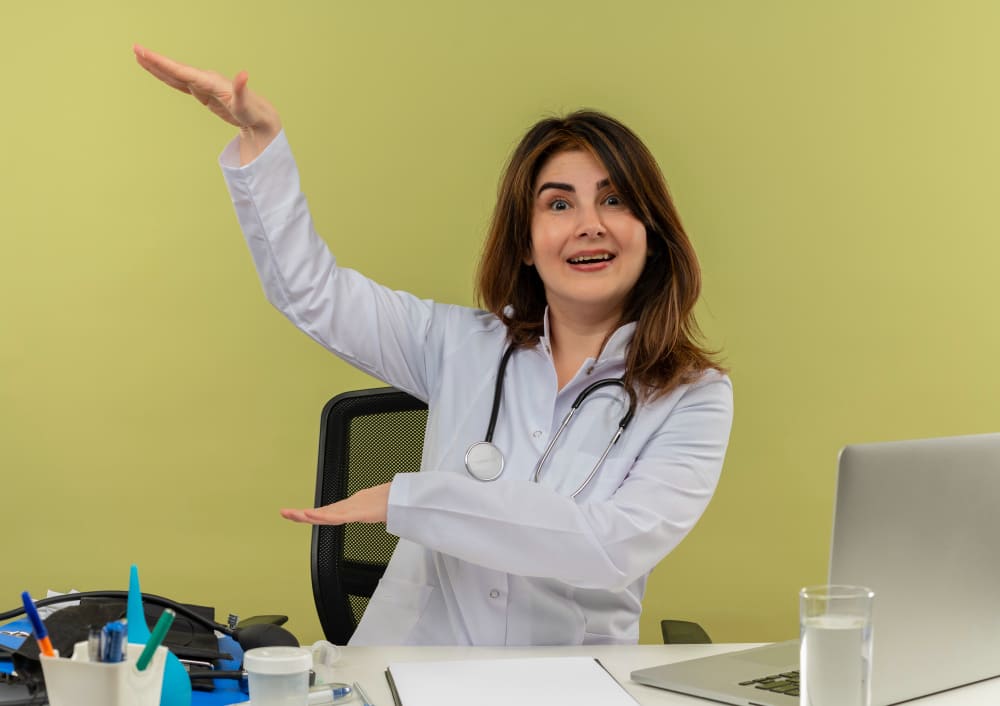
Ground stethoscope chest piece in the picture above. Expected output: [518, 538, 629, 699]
[465, 441, 504, 481]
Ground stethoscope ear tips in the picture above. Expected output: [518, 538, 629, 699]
[464, 441, 505, 482]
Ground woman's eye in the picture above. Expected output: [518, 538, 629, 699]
[549, 198, 570, 211]
[604, 194, 623, 207]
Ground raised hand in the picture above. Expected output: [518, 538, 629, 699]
[280, 483, 392, 526]
[133, 44, 282, 164]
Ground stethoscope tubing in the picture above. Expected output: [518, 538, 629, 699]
[484, 344, 516, 444]
[530, 377, 636, 497]
[466, 344, 637, 496]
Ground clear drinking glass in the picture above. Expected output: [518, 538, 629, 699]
[799, 584, 874, 706]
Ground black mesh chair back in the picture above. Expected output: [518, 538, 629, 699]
[311, 387, 428, 645]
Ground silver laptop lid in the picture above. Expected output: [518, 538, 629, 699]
[830, 433, 1000, 705]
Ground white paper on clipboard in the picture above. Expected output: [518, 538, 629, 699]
[384, 655, 640, 706]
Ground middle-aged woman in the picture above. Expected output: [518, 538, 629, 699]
[134, 45, 733, 646]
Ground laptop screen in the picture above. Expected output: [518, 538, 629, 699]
[830, 433, 1000, 705]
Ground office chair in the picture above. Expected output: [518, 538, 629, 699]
[311, 387, 428, 645]
[660, 619, 712, 644]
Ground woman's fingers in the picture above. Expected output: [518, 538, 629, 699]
[279, 508, 315, 523]
[134, 44, 247, 127]
[279, 505, 347, 525]
[134, 44, 209, 93]
[231, 71, 250, 119]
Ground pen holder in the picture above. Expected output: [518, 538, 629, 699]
[40, 640, 168, 706]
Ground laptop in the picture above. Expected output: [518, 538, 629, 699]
[631, 432, 1000, 706]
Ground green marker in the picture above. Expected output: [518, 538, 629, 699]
[135, 608, 175, 671]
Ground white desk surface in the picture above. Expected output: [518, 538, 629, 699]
[331, 643, 1000, 706]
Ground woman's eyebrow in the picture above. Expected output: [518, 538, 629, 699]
[536, 178, 611, 197]
[537, 181, 574, 196]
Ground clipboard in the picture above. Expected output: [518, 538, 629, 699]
[384, 655, 639, 706]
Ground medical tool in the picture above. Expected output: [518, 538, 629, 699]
[464, 345, 637, 497]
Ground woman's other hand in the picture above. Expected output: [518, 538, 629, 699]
[133, 44, 282, 165]
[280, 483, 392, 525]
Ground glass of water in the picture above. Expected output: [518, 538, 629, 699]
[799, 584, 874, 706]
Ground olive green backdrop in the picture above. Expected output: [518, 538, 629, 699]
[2, 1, 998, 645]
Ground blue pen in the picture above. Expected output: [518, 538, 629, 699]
[20, 591, 55, 657]
[102, 621, 125, 663]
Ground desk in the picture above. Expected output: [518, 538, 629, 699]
[323, 644, 1000, 706]
[6, 643, 1000, 705]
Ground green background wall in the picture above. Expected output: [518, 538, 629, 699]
[2, 1, 998, 645]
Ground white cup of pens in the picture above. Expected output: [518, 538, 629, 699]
[23, 590, 173, 706]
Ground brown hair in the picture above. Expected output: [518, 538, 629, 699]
[476, 110, 723, 400]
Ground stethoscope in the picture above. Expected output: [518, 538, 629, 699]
[464, 344, 638, 498]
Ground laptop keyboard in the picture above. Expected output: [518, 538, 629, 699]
[740, 671, 799, 697]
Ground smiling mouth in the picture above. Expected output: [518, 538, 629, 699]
[567, 253, 615, 265]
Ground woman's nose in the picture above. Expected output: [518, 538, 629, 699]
[576, 204, 606, 239]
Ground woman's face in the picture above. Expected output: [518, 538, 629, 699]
[527, 149, 648, 324]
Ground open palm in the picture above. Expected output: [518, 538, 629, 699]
[134, 44, 282, 162]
